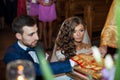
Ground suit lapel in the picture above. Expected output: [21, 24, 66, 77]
[15, 42, 34, 62]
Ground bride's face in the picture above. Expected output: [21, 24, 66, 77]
[73, 24, 85, 43]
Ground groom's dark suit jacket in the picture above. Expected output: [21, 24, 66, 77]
[4, 41, 72, 76]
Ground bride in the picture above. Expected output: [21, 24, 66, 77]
[50, 16, 91, 62]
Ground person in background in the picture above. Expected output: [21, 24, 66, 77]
[3, 15, 76, 79]
[0, 0, 5, 29]
[29, 0, 41, 40]
[51, 16, 91, 62]
[99, 0, 117, 58]
[17, 0, 27, 16]
[5, 0, 18, 25]
[38, 0, 57, 50]
[99, 1, 118, 80]
[29, 0, 39, 19]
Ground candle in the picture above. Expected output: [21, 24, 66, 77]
[114, 0, 120, 79]
[92, 46, 102, 64]
[17, 75, 26, 80]
[35, 45, 54, 80]
[104, 54, 114, 70]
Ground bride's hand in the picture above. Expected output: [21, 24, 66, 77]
[99, 46, 107, 57]
[86, 49, 93, 55]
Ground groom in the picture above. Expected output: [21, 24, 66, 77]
[4, 15, 75, 79]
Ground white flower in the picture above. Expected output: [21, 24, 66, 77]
[92, 46, 102, 64]
[104, 54, 114, 70]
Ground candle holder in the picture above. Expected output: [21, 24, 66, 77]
[6, 60, 35, 80]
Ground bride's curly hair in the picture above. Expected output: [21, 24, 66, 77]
[56, 16, 87, 59]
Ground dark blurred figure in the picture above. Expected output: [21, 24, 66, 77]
[5, 0, 18, 25]
[17, 0, 27, 16]
[0, 0, 5, 29]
